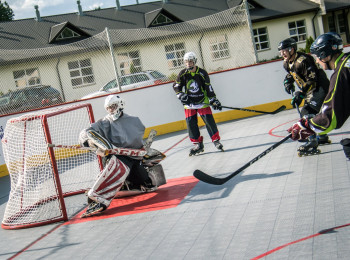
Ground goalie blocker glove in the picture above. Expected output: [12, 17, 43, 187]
[209, 97, 222, 110]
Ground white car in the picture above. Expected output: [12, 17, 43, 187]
[81, 70, 168, 99]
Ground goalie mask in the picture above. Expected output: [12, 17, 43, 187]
[183, 52, 197, 70]
[104, 95, 125, 120]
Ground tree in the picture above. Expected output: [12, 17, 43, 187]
[0, 1, 14, 21]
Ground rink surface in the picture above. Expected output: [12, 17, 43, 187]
[1, 108, 350, 259]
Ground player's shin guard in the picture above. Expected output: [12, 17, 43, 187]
[87, 156, 130, 207]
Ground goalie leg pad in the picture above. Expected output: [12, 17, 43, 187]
[147, 164, 166, 187]
[87, 156, 130, 207]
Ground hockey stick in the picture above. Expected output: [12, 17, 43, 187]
[220, 105, 286, 115]
[47, 144, 148, 157]
[193, 134, 292, 185]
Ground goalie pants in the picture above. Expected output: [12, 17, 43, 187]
[185, 107, 220, 143]
[87, 155, 150, 207]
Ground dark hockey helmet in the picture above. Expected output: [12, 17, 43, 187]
[278, 38, 297, 51]
[310, 32, 343, 59]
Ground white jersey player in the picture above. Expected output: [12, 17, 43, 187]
[79, 95, 155, 218]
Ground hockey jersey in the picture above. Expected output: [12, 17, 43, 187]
[88, 113, 145, 149]
[173, 67, 217, 108]
[310, 52, 350, 134]
[283, 52, 329, 94]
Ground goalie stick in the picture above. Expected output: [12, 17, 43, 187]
[47, 144, 148, 157]
[193, 134, 292, 185]
[48, 129, 158, 157]
[220, 105, 286, 115]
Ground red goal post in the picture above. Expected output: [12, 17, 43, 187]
[1, 103, 102, 229]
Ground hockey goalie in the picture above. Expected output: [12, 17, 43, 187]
[79, 94, 166, 218]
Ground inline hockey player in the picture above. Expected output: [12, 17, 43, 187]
[173, 51, 224, 156]
[288, 32, 350, 158]
[278, 37, 330, 145]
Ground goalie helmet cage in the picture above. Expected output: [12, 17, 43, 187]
[1, 103, 102, 229]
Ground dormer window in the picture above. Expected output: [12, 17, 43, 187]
[56, 28, 81, 41]
[151, 14, 173, 26]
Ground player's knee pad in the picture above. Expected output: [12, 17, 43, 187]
[88, 156, 130, 206]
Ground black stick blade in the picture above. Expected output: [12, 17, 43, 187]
[272, 105, 286, 114]
[193, 170, 228, 185]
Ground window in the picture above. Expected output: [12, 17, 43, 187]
[151, 14, 173, 26]
[209, 35, 230, 60]
[165, 43, 185, 69]
[253, 27, 270, 51]
[288, 20, 306, 42]
[118, 51, 142, 76]
[68, 58, 95, 87]
[327, 13, 346, 34]
[337, 13, 346, 33]
[56, 28, 81, 41]
[13, 68, 41, 88]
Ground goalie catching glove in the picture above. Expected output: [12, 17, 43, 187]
[209, 97, 222, 110]
[79, 129, 113, 157]
[287, 118, 315, 141]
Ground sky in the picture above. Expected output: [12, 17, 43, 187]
[6, 0, 157, 20]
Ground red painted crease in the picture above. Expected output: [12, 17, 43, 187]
[66, 176, 199, 225]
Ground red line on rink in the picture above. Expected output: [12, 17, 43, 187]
[251, 223, 350, 259]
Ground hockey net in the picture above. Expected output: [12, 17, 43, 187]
[1, 104, 101, 229]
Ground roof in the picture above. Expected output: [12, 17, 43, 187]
[324, 0, 350, 12]
[0, 0, 325, 50]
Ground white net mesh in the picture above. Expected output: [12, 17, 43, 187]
[0, 4, 256, 113]
[1, 104, 100, 228]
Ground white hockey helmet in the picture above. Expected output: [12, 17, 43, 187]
[183, 52, 197, 69]
[104, 94, 125, 120]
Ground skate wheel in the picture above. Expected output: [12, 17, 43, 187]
[298, 152, 302, 157]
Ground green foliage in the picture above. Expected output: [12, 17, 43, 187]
[0, 1, 14, 21]
[298, 36, 314, 53]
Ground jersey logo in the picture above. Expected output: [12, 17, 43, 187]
[345, 60, 350, 68]
[297, 56, 306, 63]
[187, 80, 199, 93]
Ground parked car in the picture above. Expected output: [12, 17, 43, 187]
[0, 85, 63, 115]
[81, 70, 168, 99]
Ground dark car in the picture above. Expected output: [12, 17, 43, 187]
[0, 85, 63, 115]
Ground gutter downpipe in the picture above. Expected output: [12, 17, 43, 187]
[312, 8, 320, 39]
[56, 57, 66, 102]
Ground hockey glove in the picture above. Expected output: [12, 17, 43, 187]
[283, 75, 295, 94]
[177, 92, 191, 105]
[209, 97, 222, 111]
[291, 91, 305, 108]
[287, 118, 315, 141]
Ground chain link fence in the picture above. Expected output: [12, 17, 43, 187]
[0, 3, 257, 115]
